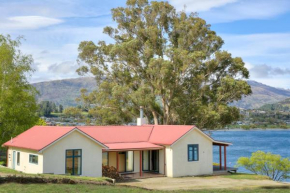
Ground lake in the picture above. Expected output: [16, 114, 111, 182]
[210, 129, 290, 181]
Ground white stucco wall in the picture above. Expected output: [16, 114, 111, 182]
[7, 147, 43, 174]
[165, 146, 173, 177]
[42, 130, 103, 177]
[170, 129, 213, 177]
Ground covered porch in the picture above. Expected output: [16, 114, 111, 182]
[213, 140, 237, 174]
[102, 142, 166, 179]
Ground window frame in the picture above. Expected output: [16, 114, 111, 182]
[17, 152, 20, 166]
[102, 152, 109, 166]
[188, 144, 199, 162]
[29, 154, 39, 165]
[65, 149, 82, 176]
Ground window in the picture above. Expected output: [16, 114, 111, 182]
[17, 152, 20, 166]
[66, 149, 82, 175]
[102, 152, 109, 166]
[29, 154, 38, 164]
[188, 144, 199, 161]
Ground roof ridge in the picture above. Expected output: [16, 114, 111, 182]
[147, 125, 155, 142]
[103, 141, 149, 144]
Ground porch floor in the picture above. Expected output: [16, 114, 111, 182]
[120, 172, 165, 179]
[213, 166, 238, 175]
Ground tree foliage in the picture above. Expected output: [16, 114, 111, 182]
[237, 151, 290, 181]
[77, 0, 252, 127]
[37, 101, 59, 117]
[63, 107, 82, 118]
[35, 118, 47, 126]
[0, 35, 38, 145]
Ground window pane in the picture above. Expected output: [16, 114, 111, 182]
[74, 157, 81, 175]
[34, 155, 38, 164]
[143, 151, 149, 171]
[188, 150, 193, 161]
[66, 157, 73, 175]
[66, 150, 73, 157]
[17, 152, 20, 165]
[194, 149, 198, 161]
[126, 151, 134, 172]
[29, 155, 38, 164]
[102, 152, 108, 166]
[74, 150, 81, 156]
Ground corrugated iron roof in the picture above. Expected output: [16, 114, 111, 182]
[2, 125, 225, 151]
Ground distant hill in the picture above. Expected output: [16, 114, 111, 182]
[232, 81, 290, 109]
[33, 78, 290, 109]
[32, 77, 96, 107]
[259, 98, 290, 111]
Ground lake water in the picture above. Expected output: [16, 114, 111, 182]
[210, 130, 290, 181]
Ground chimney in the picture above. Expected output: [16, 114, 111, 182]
[137, 106, 148, 126]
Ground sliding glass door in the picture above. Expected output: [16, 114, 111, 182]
[119, 151, 134, 172]
[142, 150, 150, 171]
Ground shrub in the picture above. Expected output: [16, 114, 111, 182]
[236, 151, 290, 181]
[102, 165, 122, 181]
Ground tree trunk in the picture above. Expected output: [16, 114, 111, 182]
[152, 111, 158, 125]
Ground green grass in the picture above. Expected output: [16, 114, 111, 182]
[0, 166, 108, 182]
[0, 183, 289, 193]
[222, 173, 270, 180]
[0, 161, 5, 166]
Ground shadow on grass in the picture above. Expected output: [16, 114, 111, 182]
[261, 185, 290, 189]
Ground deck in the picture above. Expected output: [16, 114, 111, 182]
[120, 172, 165, 179]
[213, 166, 238, 175]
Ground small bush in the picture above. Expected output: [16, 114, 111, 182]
[102, 165, 122, 181]
[236, 151, 290, 181]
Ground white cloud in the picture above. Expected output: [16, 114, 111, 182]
[0, 16, 63, 30]
[48, 61, 79, 75]
[169, 0, 237, 12]
[203, 0, 290, 23]
[221, 33, 290, 64]
[172, 0, 290, 23]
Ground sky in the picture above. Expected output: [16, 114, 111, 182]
[1, 0, 290, 88]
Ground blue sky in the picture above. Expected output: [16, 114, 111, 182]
[1, 0, 290, 88]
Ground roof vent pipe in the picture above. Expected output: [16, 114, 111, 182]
[140, 106, 144, 119]
[137, 106, 148, 126]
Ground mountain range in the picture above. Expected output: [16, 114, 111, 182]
[32, 78, 290, 109]
[32, 77, 96, 107]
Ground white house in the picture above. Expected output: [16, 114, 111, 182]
[2, 123, 231, 178]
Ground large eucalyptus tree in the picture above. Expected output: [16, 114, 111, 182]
[77, 0, 251, 128]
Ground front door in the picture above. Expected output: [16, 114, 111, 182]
[151, 150, 159, 172]
[12, 151, 16, 169]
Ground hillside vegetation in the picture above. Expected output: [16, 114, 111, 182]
[33, 78, 290, 109]
[259, 98, 290, 111]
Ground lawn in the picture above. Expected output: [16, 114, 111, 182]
[0, 167, 289, 193]
[0, 183, 289, 193]
[222, 173, 270, 180]
[0, 166, 109, 182]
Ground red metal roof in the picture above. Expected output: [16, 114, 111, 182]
[104, 142, 163, 151]
[2, 125, 199, 151]
[3, 126, 75, 151]
[149, 125, 193, 145]
[78, 126, 154, 143]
